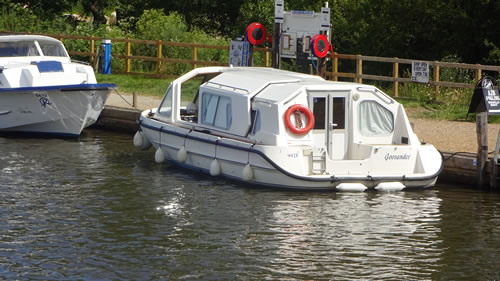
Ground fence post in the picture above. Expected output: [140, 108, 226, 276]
[433, 61, 440, 101]
[333, 55, 338, 81]
[475, 64, 482, 82]
[90, 36, 95, 66]
[356, 55, 363, 83]
[393, 58, 399, 97]
[266, 47, 270, 67]
[156, 40, 163, 74]
[192, 46, 198, 69]
[125, 39, 131, 74]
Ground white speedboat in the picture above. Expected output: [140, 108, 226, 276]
[134, 67, 443, 191]
[0, 35, 116, 137]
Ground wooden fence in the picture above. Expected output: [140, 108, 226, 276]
[328, 54, 500, 98]
[4, 32, 500, 97]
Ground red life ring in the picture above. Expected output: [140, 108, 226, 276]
[245, 22, 267, 45]
[284, 104, 315, 135]
[310, 34, 330, 58]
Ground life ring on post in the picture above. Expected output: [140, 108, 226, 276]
[284, 104, 315, 135]
[245, 22, 267, 45]
[310, 34, 330, 58]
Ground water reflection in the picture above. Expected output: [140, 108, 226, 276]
[1, 131, 500, 280]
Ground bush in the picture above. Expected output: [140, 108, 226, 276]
[0, 0, 38, 32]
[134, 9, 229, 75]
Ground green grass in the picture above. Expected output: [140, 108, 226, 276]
[96, 73, 203, 102]
[96, 73, 173, 97]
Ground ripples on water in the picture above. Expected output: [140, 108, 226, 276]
[1, 130, 500, 280]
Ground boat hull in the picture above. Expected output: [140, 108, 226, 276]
[0, 84, 114, 137]
[138, 113, 443, 191]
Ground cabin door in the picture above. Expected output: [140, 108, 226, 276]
[310, 91, 349, 160]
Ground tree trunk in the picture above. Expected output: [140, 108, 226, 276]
[90, 0, 107, 26]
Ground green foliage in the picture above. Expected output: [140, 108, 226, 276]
[0, 0, 38, 31]
[133, 9, 229, 75]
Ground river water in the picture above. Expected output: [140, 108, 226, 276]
[1, 130, 499, 281]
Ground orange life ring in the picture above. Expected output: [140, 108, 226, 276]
[284, 104, 315, 135]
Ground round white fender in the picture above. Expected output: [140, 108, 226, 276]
[177, 146, 187, 163]
[133, 131, 151, 150]
[242, 164, 254, 181]
[210, 159, 221, 176]
[336, 183, 367, 192]
[155, 147, 165, 163]
[375, 182, 406, 192]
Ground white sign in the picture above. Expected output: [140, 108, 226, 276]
[275, 0, 284, 23]
[320, 7, 330, 31]
[411, 61, 430, 83]
[229, 40, 250, 66]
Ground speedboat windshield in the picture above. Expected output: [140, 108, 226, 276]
[0, 41, 39, 57]
[0, 39, 68, 57]
[38, 40, 68, 57]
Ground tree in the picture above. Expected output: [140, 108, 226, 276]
[7, 0, 72, 19]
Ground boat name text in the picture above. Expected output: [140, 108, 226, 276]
[384, 153, 411, 161]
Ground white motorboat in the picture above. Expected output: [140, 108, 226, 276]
[0, 35, 116, 137]
[134, 66, 443, 191]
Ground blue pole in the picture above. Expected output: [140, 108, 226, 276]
[101, 39, 111, 74]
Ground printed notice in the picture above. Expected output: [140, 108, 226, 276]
[411, 61, 430, 83]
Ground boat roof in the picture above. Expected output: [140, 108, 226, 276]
[206, 67, 371, 103]
[0, 34, 61, 43]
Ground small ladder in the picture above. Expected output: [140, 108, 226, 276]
[311, 149, 326, 175]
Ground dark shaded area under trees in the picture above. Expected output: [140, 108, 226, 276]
[1, 0, 500, 65]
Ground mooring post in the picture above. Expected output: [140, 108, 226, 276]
[476, 112, 488, 188]
[132, 91, 138, 108]
[491, 129, 500, 189]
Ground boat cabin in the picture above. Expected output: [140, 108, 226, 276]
[153, 67, 417, 163]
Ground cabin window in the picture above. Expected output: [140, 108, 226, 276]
[156, 85, 173, 120]
[313, 97, 326, 129]
[201, 93, 232, 129]
[358, 100, 394, 136]
[332, 97, 345, 130]
[250, 110, 260, 135]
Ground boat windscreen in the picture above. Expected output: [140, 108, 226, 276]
[0, 41, 40, 57]
[38, 41, 68, 57]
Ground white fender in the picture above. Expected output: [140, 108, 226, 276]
[177, 146, 187, 163]
[210, 159, 221, 176]
[336, 183, 367, 192]
[133, 131, 151, 150]
[242, 164, 254, 181]
[155, 147, 165, 163]
[375, 182, 406, 192]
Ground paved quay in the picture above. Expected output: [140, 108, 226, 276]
[105, 93, 500, 154]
